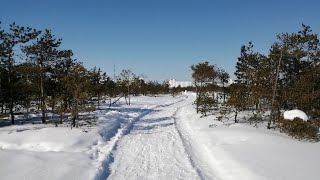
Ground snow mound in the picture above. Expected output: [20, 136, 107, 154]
[283, 109, 308, 121]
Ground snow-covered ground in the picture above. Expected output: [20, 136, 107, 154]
[0, 93, 320, 180]
[176, 94, 320, 180]
[106, 95, 200, 180]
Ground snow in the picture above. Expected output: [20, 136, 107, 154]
[283, 109, 309, 121]
[176, 95, 320, 180]
[1, 94, 320, 180]
[106, 95, 200, 180]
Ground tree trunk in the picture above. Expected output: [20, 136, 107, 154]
[51, 97, 56, 112]
[26, 104, 30, 122]
[72, 90, 78, 128]
[223, 84, 226, 104]
[97, 95, 100, 109]
[40, 65, 46, 124]
[195, 85, 199, 113]
[196, 82, 202, 114]
[234, 109, 238, 123]
[59, 101, 66, 124]
[0, 79, 2, 115]
[9, 100, 14, 125]
[112, 96, 122, 105]
[8, 54, 15, 124]
[124, 96, 128, 105]
[127, 82, 130, 105]
[60, 110, 63, 125]
[268, 52, 283, 129]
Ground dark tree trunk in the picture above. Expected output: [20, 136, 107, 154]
[60, 110, 63, 124]
[9, 101, 14, 125]
[72, 91, 79, 128]
[234, 109, 238, 123]
[97, 95, 100, 109]
[72, 117, 76, 128]
[8, 55, 15, 124]
[41, 99, 46, 124]
[40, 65, 46, 124]
[268, 52, 283, 129]
[223, 85, 226, 104]
[51, 97, 56, 112]
[128, 82, 131, 105]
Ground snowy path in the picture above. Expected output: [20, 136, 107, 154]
[105, 95, 202, 180]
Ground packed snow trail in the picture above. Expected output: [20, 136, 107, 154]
[105, 95, 202, 180]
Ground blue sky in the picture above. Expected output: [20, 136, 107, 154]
[1, 0, 320, 81]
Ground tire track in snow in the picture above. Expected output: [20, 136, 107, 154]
[105, 95, 201, 180]
[94, 96, 187, 180]
[172, 97, 206, 180]
[93, 108, 152, 180]
[174, 100, 218, 180]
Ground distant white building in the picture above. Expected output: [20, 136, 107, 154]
[168, 78, 233, 88]
[168, 79, 193, 88]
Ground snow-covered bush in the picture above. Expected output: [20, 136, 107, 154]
[283, 109, 308, 121]
[277, 117, 319, 141]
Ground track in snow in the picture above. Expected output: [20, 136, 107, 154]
[99, 95, 202, 180]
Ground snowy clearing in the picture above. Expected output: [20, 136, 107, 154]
[0, 93, 320, 180]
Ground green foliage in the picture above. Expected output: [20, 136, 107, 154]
[230, 24, 320, 129]
[190, 62, 230, 116]
[197, 93, 216, 117]
[235, 42, 271, 110]
[144, 81, 170, 95]
[277, 117, 319, 141]
[0, 21, 178, 127]
[170, 86, 182, 97]
[191, 62, 217, 83]
[0, 22, 40, 124]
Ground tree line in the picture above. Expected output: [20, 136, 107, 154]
[191, 25, 320, 140]
[0, 22, 171, 126]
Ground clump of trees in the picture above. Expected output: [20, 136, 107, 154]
[190, 25, 320, 140]
[0, 21, 173, 127]
[228, 24, 320, 140]
[190, 61, 229, 117]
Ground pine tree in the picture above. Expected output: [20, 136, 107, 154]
[191, 61, 218, 113]
[227, 83, 247, 123]
[55, 57, 76, 124]
[15, 63, 38, 121]
[0, 22, 40, 124]
[282, 25, 320, 118]
[63, 62, 89, 127]
[217, 68, 230, 103]
[88, 67, 109, 109]
[0, 22, 4, 115]
[23, 29, 67, 123]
